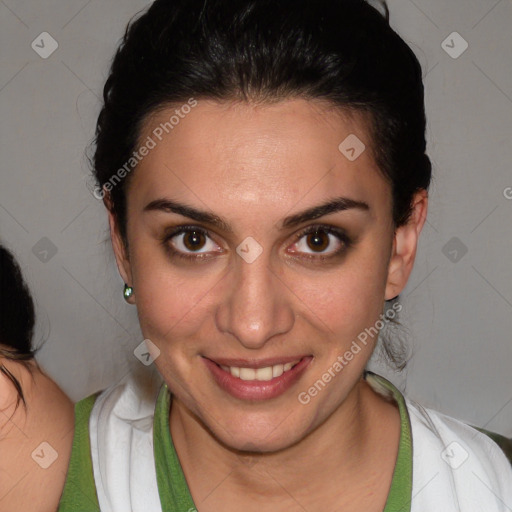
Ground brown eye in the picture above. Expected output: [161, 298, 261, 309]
[164, 226, 221, 259]
[182, 230, 207, 251]
[289, 225, 351, 259]
[305, 230, 330, 252]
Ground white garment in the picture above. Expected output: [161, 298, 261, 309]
[88, 372, 512, 512]
[408, 401, 512, 510]
[89, 373, 163, 512]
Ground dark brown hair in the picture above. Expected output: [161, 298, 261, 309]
[0, 244, 38, 410]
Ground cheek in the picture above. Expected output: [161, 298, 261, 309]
[135, 271, 210, 340]
[296, 246, 389, 331]
[130, 243, 219, 344]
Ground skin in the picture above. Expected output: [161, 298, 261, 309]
[0, 352, 74, 511]
[108, 98, 428, 511]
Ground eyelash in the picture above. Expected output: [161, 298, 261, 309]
[161, 224, 352, 262]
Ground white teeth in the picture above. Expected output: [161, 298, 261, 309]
[255, 366, 273, 381]
[221, 360, 300, 381]
[272, 365, 284, 378]
[239, 368, 255, 380]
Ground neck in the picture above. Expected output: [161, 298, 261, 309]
[168, 376, 398, 510]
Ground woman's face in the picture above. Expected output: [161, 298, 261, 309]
[110, 98, 424, 451]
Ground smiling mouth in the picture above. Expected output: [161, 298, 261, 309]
[203, 356, 313, 401]
[214, 360, 303, 381]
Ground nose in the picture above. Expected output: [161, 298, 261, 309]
[215, 250, 295, 350]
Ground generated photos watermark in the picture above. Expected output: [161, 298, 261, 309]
[93, 98, 198, 200]
[298, 301, 402, 405]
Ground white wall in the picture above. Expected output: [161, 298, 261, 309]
[1, 0, 511, 436]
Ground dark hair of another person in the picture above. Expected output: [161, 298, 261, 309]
[0, 245, 38, 409]
[91, 0, 433, 370]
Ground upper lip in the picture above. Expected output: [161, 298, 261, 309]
[204, 355, 310, 368]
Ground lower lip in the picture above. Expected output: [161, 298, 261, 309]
[203, 356, 313, 401]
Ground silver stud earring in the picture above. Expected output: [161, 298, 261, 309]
[123, 284, 134, 302]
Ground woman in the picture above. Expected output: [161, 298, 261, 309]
[58, 0, 512, 511]
[0, 244, 74, 511]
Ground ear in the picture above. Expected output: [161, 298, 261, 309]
[104, 193, 135, 304]
[385, 189, 428, 300]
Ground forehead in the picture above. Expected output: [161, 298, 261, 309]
[130, 98, 391, 223]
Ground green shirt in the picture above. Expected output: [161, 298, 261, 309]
[57, 373, 414, 511]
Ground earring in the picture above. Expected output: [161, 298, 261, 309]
[123, 284, 134, 302]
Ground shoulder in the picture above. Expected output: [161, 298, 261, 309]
[58, 389, 102, 511]
[62, 371, 164, 511]
[406, 398, 512, 511]
[406, 398, 512, 469]
[0, 358, 74, 512]
[59, 380, 134, 512]
[66, 370, 163, 461]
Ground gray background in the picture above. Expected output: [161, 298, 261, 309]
[1, 0, 511, 436]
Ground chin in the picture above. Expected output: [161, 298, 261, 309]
[202, 408, 309, 454]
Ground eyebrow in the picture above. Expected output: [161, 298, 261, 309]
[143, 196, 370, 232]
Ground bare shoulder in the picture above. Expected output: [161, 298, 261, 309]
[0, 357, 74, 512]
